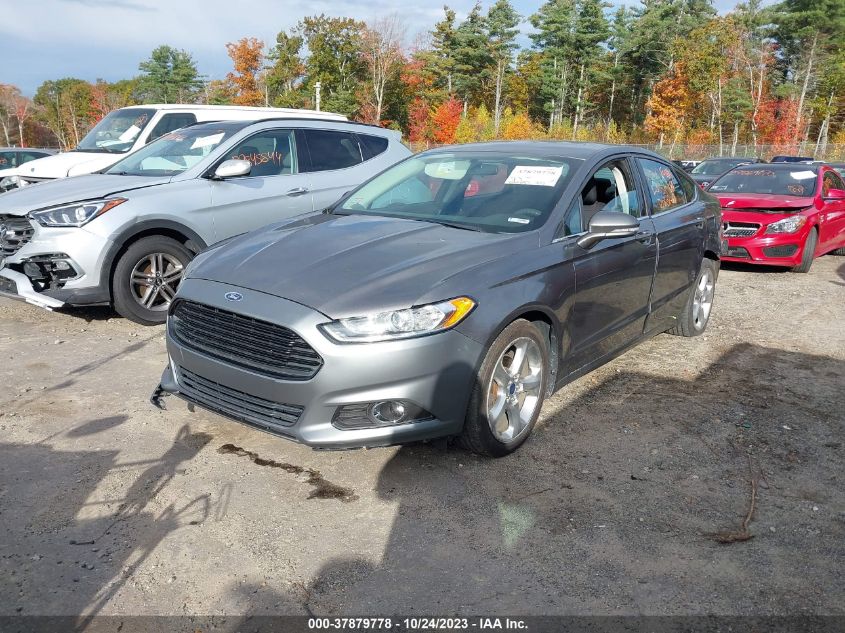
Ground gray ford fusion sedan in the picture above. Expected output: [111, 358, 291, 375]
[154, 142, 722, 456]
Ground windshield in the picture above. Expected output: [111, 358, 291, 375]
[338, 152, 579, 233]
[708, 167, 819, 197]
[76, 108, 156, 153]
[691, 159, 750, 176]
[104, 125, 239, 177]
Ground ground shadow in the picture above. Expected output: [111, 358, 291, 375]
[54, 305, 120, 323]
[225, 342, 844, 617]
[0, 424, 213, 626]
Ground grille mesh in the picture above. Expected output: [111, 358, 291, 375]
[170, 300, 323, 380]
[0, 216, 35, 258]
[178, 366, 303, 431]
[722, 222, 760, 238]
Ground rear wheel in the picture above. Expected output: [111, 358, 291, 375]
[670, 258, 718, 337]
[460, 319, 549, 457]
[112, 236, 193, 325]
[831, 247, 845, 256]
[791, 228, 818, 273]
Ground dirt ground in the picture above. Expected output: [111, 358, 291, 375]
[0, 256, 843, 619]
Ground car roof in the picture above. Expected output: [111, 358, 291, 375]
[183, 118, 399, 138]
[118, 104, 346, 120]
[420, 141, 665, 161]
[702, 156, 757, 162]
[0, 147, 56, 152]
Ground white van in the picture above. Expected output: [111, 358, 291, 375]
[0, 104, 346, 191]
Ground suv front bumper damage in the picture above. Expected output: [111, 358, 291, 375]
[0, 268, 65, 310]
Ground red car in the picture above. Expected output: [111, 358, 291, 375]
[708, 164, 845, 272]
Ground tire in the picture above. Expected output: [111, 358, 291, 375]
[791, 228, 818, 273]
[830, 247, 845, 256]
[669, 258, 718, 337]
[460, 319, 550, 457]
[112, 236, 193, 325]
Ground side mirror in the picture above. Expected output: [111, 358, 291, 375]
[576, 210, 640, 250]
[213, 159, 252, 180]
[824, 187, 845, 200]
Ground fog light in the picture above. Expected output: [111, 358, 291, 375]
[332, 400, 432, 430]
[371, 400, 406, 424]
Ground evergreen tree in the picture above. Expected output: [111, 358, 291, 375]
[137, 45, 203, 103]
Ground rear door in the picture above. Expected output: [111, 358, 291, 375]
[565, 156, 657, 373]
[635, 157, 704, 333]
[301, 129, 371, 210]
[208, 127, 314, 241]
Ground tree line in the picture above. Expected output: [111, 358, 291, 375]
[2, 0, 843, 158]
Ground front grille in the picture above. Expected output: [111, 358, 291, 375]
[170, 300, 323, 380]
[763, 245, 798, 258]
[177, 366, 303, 432]
[722, 221, 760, 238]
[726, 246, 750, 259]
[0, 215, 35, 257]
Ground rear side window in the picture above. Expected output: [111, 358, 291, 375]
[304, 129, 362, 171]
[147, 113, 198, 143]
[638, 158, 687, 214]
[359, 134, 389, 161]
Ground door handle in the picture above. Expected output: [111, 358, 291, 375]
[636, 231, 655, 244]
[286, 187, 310, 197]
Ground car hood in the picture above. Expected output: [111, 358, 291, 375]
[5, 151, 122, 180]
[0, 173, 172, 215]
[189, 213, 527, 318]
[715, 193, 814, 211]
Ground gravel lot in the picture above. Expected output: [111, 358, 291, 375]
[0, 256, 843, 618]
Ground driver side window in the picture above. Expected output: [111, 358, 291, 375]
[577, 158, 642, 231]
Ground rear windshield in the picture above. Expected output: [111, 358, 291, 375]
[709, 167, 818, 197]
[338, 152, 580, 233]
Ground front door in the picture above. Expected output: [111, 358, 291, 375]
[209, 128, 314, 241]
[565, 157, 657, 373]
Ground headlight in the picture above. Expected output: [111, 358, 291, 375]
[764, 215, 807, 235]
[30, 198, 127, 227]
[0, 175, 20, 190]
[320, 296, 476, 343]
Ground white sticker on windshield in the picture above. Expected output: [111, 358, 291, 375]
[710, 185, 727, 191]
[190, 132, 225, 149]
[790, 170, 816, 180]
[505, 165, 563, 187]
[507, 217, 530, 224]
[118, 124, 141, 142]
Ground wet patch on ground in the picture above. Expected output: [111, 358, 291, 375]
[217, 443, 358, 502]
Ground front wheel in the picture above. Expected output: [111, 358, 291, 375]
[669, 258, 718, 337]
[791, 228, 818, 273]
[460, 319, 549, 457]
[112, 236, 193, 325]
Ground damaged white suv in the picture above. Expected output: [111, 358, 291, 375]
[0, 118, 409, 324]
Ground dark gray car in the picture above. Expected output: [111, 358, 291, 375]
[154, 142, 723, 456]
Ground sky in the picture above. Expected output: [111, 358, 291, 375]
[2, 0, 752, 97]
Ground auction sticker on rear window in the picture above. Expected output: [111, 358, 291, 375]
[505, 165, 563, 186]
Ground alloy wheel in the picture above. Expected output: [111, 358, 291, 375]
[130, 252, 184, 312]
[692, 268, 715, 330]
[486, 337, 544, 442]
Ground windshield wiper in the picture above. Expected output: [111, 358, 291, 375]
[423, 219, 485, 232]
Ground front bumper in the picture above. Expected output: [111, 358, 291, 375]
[0, 220, 114, 308]
[721, 232, 808, 267]
[156, 278, 485, 450]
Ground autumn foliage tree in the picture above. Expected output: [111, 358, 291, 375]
[644, 64, 693, 148]
[430, 97, 463, 144]
[226, 37, 265, 106]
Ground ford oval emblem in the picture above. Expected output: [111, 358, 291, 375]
[225, 292, 243, 302]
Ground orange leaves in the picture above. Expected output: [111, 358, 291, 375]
[226, 37, 265, 106]
[430, 97, 463, 144]
[644, 64, 692, 141]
